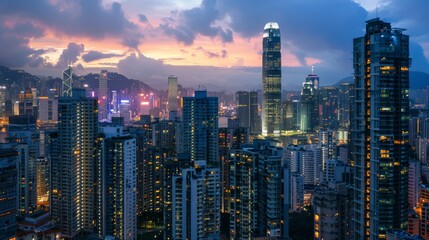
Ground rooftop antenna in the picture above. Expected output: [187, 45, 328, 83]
[311, 65, 314, 74]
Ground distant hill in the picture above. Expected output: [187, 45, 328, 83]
[0, 65, 156, 94]
[334, 71, 429, 90]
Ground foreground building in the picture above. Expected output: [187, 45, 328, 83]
[351, 18, 410, 239]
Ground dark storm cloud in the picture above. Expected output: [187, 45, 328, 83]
[160, 0, 233, 45]
[82, 51, 124, 63]
[0, 22, 48, 67]
[56, 42, 85, 68]
[0, 0, 141, 44]
[138, 14, 149, 23]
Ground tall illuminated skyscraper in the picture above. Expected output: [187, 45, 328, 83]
[62, 66, 73, 97]
[262, 22, 281, 136]
[351, 18, 410, 239]
[168, 75, 178, 113]
[51, 89, 98, 239]
[98, 70, 109, 121]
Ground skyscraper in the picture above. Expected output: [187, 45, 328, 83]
[51, 89, 98, 239]
[236, 91, 259, 133]
[262, 22, 281, 136]
[351, 18, 410, 239]
[182, 90, 218, 166]
[96, 126, 137, 240]
[0, 147, 18, 240]
[98, 70, 109, 121]
[168, 75, 178, 113]
[62, 66, 73, 97]
[300, 72, 318, 132]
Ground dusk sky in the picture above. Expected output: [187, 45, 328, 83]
[0, 0, 428, 91]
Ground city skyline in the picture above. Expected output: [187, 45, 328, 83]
[0, 0, 428, 91]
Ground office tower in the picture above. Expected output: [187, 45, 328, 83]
[96, 126, 137, 240]
[62, 66, 73, 97]
[236, 91, 250, 129]
[37, 157, 50, 208]
[119, 100, 131, 124]
[351, 18, 410, 239]
[182, 90, 218, 166]
[7, 115, 39, 215]
[18, 89, 37, 117]
[0, 85, 6, 117]
[38, 96, 58, 122]
[318, 86, 339, 130]
[0, 147, 18, 240]
[300, 73, 317, 132]
[168, 75, 178, 113]
[314, 182, 352, 240]
[98, 70, 109, 121]
[262, 22, 281, 136]
[339, 82, 353, 128]
[171, 161, 220, 239]
[236, 91, 259, 133]
[111, 90, 118, 113]
[51, 89, 98, 239]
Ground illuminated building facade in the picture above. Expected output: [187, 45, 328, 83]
[351, 18, 410, 239]
[168, 75, 178, 113]
[182, 90, 218, 166]
[0, 148, 18, 240]
[96, 126, 137, 240]
[262, 22, 281, 136]
[51, 89, 98, 239]
[98, 70, 109, 121]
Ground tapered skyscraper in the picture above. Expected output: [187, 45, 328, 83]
[262, 22, 282, 136]
[351, 18, 410, 239]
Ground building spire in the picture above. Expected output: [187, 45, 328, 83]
[311, 65, 314, 74]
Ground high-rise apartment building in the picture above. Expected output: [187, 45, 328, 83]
[168, 75, 178, 113]
[51, 89, 98, 239]
[351, 18, 410, 239]
[262, 22, 281, 136]
[171, 161, 220, 239]
[182, 90, 218, 165]
[7, 115, 39, 215]
[95, 126, 137, 240]
[0, 147, 18, 240]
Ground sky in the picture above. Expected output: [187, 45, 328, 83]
[0, 0, 428, 91]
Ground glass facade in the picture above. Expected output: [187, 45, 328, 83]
[262, 22, 281, 136]
[351, 18, 410, 240]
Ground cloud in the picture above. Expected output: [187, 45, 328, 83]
[138, 14, 148, 23]
[0, 21, 48, 67]
[160, 0, 233, 45]
[56, 42, 84, 68]
[0, 0, 142, 47]
[195, 46, 228, 58]
[82, 51, 124, 62]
